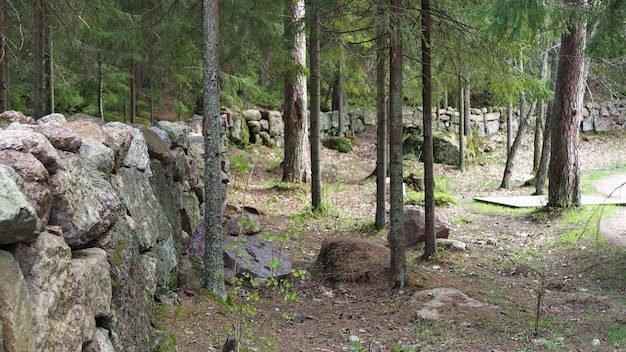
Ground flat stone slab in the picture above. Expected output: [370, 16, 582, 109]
[474, 195, 626, 208]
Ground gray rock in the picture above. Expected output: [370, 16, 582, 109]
[156, 120, 189, 150]
[0, 250, 35, 351]
[112, 167, 177, 289]
[0, 165, 41, 244]
[138, 124, 173, 165]
[319, 111, 333, 132]
[267, 110, 284, 137]
[37, 113, 67, 124]
[103, 122, 151, 173]
[403, 205, 450, 247]
[227, 214, 262, 236]
[229, 112, 249, 144]
[0, 151, 49, 232]
[97, 212, 153, 351]
[258, 131, 274, 147]
[436, 238, 467, 251]
[247, 120, 262, 134]
[433, 134, 460, 165]
[0, 110, 34, 128]
[149, 161, 184, 260]
[49, 152, 120, 249]
[0, 129, 61, 174]
[82, 328, 116, 352]
[148, 125, 173, 148]
[243, 109, 262, 121]
[71, 247, 112, 342]
[224, 234, 292, 279]
[151, 331, 178, 352]
[361, 107, 376, 126]
[259, 118, 269, 131]
[178, 253, 205, 290]
[15, 232, 83, 351]
[485, 120, 500, 135]
[410, 287, 494, 321]
[101, 123, 133, 171]
[67, 118, 119, 156]
[8, 121, 82, 152]
[78, 137, 115, 174]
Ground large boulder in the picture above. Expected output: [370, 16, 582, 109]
[403, 205, 451, 247]
[433, 134, 461, 165]
[82, 328, 116, 352]
[0, 165, 41, 244]
[7, 121, 82, 152]
[97, 212, 153, 351]
[0, 250, 35, 351]
[0, 129, 61, 174]
[224, 234, 292, 279]
[138, 124, 173, 165]
[112, 167, 177, 289]
[156, 120, 189, 150]
[49, 152, 120, 249]
[0, 110, 34, 128]
[15, 233, 83, 351]
[102, 122, 151, 173]
[78, 138, 115, 175]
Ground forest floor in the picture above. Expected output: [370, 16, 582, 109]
[158, 129, 626, 352]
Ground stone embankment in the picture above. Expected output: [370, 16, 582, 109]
[0, 111, 227, 351]
[225, 100, 626, 148]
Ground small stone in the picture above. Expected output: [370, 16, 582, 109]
[591, 338, 600, 346]
[349, 335, 360, 343]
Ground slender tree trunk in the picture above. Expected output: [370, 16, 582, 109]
[309, 0, 322, 210]
[98, 54, 104, 120]
[375, 18, 388, 231]
[388, 0, 406, 288]
[282, 0, 310, 183]
[422, 0, 436, 260]
[45, 25, 53, 114]
[337, 57, 343, 136]
[548, 0, 586, 208]
[506, 102, 513, 153]
[501, 99, 537, 188]
[458, 80, 465, 171]
[536, 44, 559, 195]
[130, 61, 136, 124]
[33, 0, 44, 119]
[534, 42, 550, 172]
[0, 0, 7, 112]
[202, 0, 226, 300]
[463, 81, 471, 137]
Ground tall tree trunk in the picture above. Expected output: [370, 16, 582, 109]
[98, 56, 104, 120]
[534, 42, 551, 172]
[375, 15, 388, 231]
[536, 44, 559, 195]
[336, 56, 344, 136]
[388, 0, 406, 288]
[463, 81, 471, 137]
[309, 0, 322, 210]
[0, 0, 7, 112]
[548, 0, 586, 208]
[506, 101, 513, 153]
[458, 80, 465, 171]
[33, 0, 44, 119]
[501, 99, 537, 188]
[282, 0, 310, 183]
[130, 61, 136, 124]
[202, 0, 226, 300]
[45, 25, 53, 114]
[422, 0, 436, 260]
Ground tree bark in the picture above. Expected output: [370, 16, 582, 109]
[98, 54, 104, 120]
[463, 81, 471, 137]
[388, 0, 406, 288]
[0, 0, 7, 112]
[458, 80, 465, 171]
[282, 0, 311, 183]
[130, 61, 136, 124]
[422, 0, 436, 260]
[501, 99, 537, 188]
[45, 25, 53, 114]
[34, 0, 44, 119]
[375, 15, 388, 231]
[536, 44, 559, 195]
[202, 0, 226, 300]
[309, 0, 322, 210]
[548, 0, 586, 208]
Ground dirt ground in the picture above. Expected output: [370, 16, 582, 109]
[158, 130, 626, 352]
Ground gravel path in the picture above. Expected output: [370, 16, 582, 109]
[593, 174, 626, 246]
